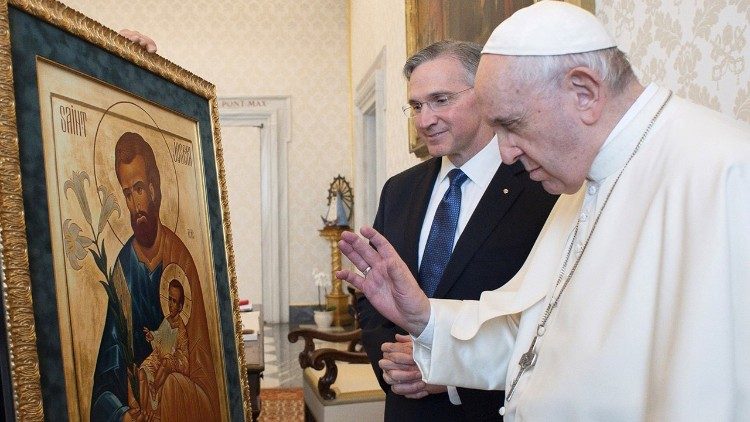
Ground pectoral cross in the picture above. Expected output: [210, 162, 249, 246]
[506, 335, 539, 401]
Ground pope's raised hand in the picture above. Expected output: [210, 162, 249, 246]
[336, 226, 430, 336]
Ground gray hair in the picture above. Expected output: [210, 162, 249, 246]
[509, 47, 637, 95]
[403, 40, 483, 85]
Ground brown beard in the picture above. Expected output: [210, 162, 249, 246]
[131, 200, 159, 247]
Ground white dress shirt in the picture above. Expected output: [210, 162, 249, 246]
[418, 136, 501, 267]
[417, 135, 500, 405]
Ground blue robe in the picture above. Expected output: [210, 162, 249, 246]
[90, 237, 163, 421]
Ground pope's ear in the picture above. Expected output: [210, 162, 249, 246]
[566, 67, 604, 125]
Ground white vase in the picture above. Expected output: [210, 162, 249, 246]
[313, 310, 334, 329]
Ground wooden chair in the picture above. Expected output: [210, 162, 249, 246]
[288, 288, 385, 422]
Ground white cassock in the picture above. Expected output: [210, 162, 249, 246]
[412, 85, 750, 421]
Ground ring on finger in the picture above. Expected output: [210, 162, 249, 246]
[363, 266, 371, 277]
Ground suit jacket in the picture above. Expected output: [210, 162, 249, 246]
[358, 158, 557, 422]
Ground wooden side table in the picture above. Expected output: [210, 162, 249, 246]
[243, 305, 264, 422]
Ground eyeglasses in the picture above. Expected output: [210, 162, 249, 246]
[402, 87, 473, 118]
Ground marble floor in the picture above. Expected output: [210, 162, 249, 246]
[260, 323, 305, 389]
[259, 321, 355, 389]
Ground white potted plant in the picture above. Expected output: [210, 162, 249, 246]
[312, 268, 335, 328]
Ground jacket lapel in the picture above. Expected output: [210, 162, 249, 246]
[403, 158, 441, 278]
[432, 161, 527, 298]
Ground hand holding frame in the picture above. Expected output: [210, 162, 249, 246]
[336, 226, 431, 336]
[118, 29, 158, 53]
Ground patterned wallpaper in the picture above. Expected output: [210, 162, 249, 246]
[597, 0, 750, 123]
[62, 0, 352, 308]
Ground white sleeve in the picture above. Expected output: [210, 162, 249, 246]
[412, 308, 462, 405]
[413, 298, 518, 390]
[412, 305, 436, 348]
[447, 386, 462, 405]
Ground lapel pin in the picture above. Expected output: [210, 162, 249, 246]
[502, 188, 509, 194]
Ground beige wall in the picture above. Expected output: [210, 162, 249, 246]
[63, 0, 352, 308]
[350, 0, 420, 180]
[221, 126, 262, 306]
[597, 0, 749, 123]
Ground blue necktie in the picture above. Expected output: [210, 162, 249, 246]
[419, 168, 468, 297]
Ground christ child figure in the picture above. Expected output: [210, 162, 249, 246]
[139, 278, 190, 414]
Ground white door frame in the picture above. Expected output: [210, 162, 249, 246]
[354, 49, 386, 228]
[218, 96, 291, 323]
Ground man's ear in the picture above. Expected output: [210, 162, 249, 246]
[565, 67, 604, 125]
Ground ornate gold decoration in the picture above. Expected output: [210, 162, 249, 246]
[0, 0, 250, 420]
[211, 97, 252, 420]
[322, 175, 353, 226]
[319, 225, 353, 327]
[0, 0, 45, 419]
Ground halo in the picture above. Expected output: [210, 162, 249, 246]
[92, 101, 180, 245]
[159, 263, 192, 326]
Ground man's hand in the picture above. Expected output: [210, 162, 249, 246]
[336, 226, 431, 335]
[380, 334, 446, 399]
[118, 29, 157, 53]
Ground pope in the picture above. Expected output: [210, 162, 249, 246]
[336, 1, 750, 420]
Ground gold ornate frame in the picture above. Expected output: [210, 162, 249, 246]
[0, 0, 250, 420]
[404, 0, 594, 158]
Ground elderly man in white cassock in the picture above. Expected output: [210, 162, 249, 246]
[336, 1, 750, 420]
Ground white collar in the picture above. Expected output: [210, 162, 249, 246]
[588, 84, 669, 182]
[438, 135, 501, 188]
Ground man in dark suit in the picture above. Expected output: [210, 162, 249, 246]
[357, 41, 557, 421]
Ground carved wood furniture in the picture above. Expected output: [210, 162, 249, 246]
[288, 290, 384, 421]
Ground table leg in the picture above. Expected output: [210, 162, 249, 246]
[247, 370, 263, 421]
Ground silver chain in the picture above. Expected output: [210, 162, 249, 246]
[506, 91, 673, 402]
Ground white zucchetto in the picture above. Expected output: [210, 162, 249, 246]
[482, 0, 617, 56]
